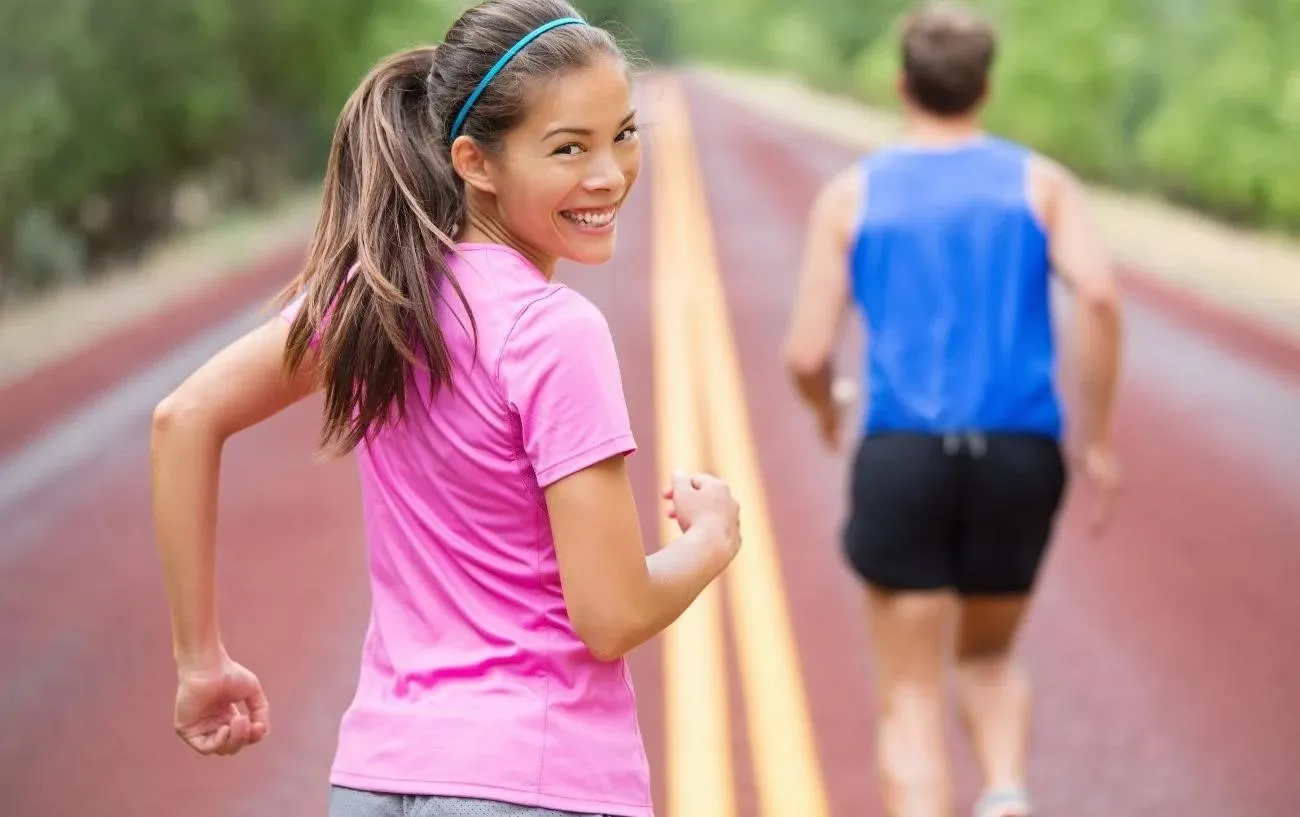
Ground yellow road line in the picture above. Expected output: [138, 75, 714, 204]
[660, 76, 832, 817]
[648, 76, 736, 817]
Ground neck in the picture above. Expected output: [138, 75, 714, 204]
[459, 211, 556, 279]
[901, 107, 985, 149]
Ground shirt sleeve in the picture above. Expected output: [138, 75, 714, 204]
[278, 263, 360, 348]
[499, 287, 637, 489]
[279, 291, 306, 322]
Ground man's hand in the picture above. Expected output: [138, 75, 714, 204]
[1077, 441, 1120, 537]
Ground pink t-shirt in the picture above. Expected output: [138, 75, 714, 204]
[281, 243, 652, 816]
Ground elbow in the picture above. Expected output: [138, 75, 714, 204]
[1079, 279, 1123, 325]
[151, 394, 180, 437]
[572, 610, 644, 663]
[783, 344, 829, 385]
[152, 392, 189, 438]
[151, 389, 216, 447]
[585, 638, 628, 663]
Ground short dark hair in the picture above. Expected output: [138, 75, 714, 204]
[899, 2, 997, 116]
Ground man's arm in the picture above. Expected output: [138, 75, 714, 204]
[782, 164, 861, 444]
[1034, 154, 1125, 533]
[1035, 156, 1124, 450]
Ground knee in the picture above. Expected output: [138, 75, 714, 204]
[957, 637, 1010, 663]
[955, 647, 1025, 689]
[955, 626, 1017, 668]
[880, 681, 945, 723]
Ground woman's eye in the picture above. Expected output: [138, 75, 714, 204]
[553, 143, 583, 156]
[617, 125, 639, 141]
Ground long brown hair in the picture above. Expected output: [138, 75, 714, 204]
[280, 0, 622, 456]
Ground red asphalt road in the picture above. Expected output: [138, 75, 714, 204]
[2, 73, 1298, 817]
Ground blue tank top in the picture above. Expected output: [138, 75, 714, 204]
[848, 136, 1062, 439]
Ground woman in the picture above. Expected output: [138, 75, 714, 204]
[151, 2, 742, 815]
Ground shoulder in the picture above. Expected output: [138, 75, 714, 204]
[1024, 150, 1086, 231]
[818, 160, 866, 211]
[500, 284, 615, 375]
[497, 283, 631, 447]
[512, 284, 609, 341]
[1026, 150, 1078, 188]
[809, 160, 867, 241]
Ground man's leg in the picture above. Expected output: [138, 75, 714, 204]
[954, 596, 1033, 811]
[953, 433, 1068, 816]
[843, 432, 961, 817]
[863, 585, 959, 817]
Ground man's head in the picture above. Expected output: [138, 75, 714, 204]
[896, 2, 997, 118]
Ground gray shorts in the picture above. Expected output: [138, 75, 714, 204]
[328, 786, 617, 817]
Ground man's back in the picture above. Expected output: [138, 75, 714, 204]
[849, 136, 1061, 437]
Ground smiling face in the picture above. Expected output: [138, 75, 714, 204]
[452, 52, 641, 272]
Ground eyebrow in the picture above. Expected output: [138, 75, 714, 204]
[542, 109, 637, 140]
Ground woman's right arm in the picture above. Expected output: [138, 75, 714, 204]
[502, 288, 741, 662]
[546, 459, 740, 661]
[152, 315, 320, 672]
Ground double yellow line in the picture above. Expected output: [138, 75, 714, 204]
[649, 76, 830, 817]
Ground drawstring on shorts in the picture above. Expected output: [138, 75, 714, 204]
[943, 432, 987, 459]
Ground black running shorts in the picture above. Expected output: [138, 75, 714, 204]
[842, 431, 1068, 596]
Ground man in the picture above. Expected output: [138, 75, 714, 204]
[782, 3, 1124, 816]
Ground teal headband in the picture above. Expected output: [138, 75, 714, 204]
[448, 16, 587, 141]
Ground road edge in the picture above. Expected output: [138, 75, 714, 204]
[0, 238, 308, 458]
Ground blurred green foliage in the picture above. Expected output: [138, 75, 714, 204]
[3, 0, 1294, 300]
[0, 0, 451, 300]
[671, 0, 1300, 233]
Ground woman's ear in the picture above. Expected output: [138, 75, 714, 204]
[450, 136, 498, 196]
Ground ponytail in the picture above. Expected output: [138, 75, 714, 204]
[280, 45, 474, 456]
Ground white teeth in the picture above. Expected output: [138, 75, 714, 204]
[562, 208, 615, 227]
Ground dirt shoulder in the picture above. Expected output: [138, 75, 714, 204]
[693, 66, 1300, 341]
[0, 191, 320, 387]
